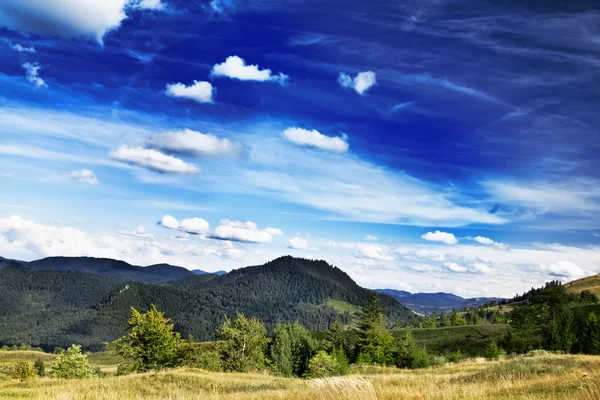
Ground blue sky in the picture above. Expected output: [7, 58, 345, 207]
[0, 0, 599, 297]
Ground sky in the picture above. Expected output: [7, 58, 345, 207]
[0, 0, 599, 298]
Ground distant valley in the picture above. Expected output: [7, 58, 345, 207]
[375, 289, 504, 315]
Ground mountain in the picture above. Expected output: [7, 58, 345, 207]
[192, 269, 227, 276]
[24, 256, 194, 284]
[376, 289, 503, 315]
[0, 256, 415, 349]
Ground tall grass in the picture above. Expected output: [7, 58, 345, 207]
[0, 352, 599, 399]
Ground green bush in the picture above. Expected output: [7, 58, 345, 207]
[53, 347, 65, 355]
[34, 358, 45, 377]
[51, 344, 98, 379]
[116, 363, 136, 376]
[486, 341, 505, 360]
[412, 347, 429, 369]
[11, 360, 37, 381]
[305, 351, 338, 378]
[446, 350, 463, 363]
[428, 355, 447, 367]
[191, 350, 222, 372]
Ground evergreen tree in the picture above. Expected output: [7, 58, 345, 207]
[355, 293, 394, 364]
[269, 321, 315, 377]
[108, 305, 189, 372]
[323, 318, 346, 355]
[219, 313, 270, 372]
[585, 313, 600, 355]
[394, 329, 417, 368]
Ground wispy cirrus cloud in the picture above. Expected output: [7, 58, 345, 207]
[109, 145, 201, 174]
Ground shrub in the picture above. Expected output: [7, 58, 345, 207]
[305, 351, 338, 378]
[11, 360, 37, 381]
[487, 341, 505, 360]
[116, 363, 136, 376]
[331, 347, 349, 375]
[51, 344, 98, 379]
[53, 347, 65, 355]
[34, 358, 45, 377]
[428, 355, 447, 367]
[412, 347, 429, 369]
[446, 350, 462, 363]
[191, 350, 222, 372]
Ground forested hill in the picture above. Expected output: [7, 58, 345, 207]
[0, 256, 415, 349]
[18, 256, 195, 283]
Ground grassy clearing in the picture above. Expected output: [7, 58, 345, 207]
[0, 353, 598, 399]
[410, 324, 511, 356]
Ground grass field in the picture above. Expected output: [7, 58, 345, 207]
[0, 351, 598, 399]
[410, 324, 511, 356]
[565, 274, 600, 297]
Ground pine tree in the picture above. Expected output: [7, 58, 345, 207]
[585, 313, 600, 355]
[394, 329, 417, 368]
[355, 293, 394, 365]
[269, 321, 315, 377]
[323, 318, 346, 355]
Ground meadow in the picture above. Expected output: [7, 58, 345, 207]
[0, 350, 598, 400]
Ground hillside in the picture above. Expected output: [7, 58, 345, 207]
[564, 274, 600, 297]
[0, 256, 415, 349]
[24, 256, 194, 283]
[376, 289, 503, 315]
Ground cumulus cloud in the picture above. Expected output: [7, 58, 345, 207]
[288, 237, 308, 250]
[0, 0, 163, 44]
[148, 129, 241, 158]
[338, 71, 376, 95]
[23, 63, 46, 88]
[109, 145, 201, 174]
[282, 127, 349, 153]
[354, 243, 394, 261]
[540, 261, 586, 280]
[70, 169, 99, 184]
[265, 227, 284, 236]
[444, 262, 467, 273]
[212, 56, 289, 85]
[11, 43, 35, 53]
[210, 220, 275, 243]
[159, 214, 210, 234]
[421, 231, 458, 245]
[165, 81, 214, 104]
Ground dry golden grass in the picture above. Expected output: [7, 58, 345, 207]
[565, 274, 600, 296]
[0, 353, 598, 399]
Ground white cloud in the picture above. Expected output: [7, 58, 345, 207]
[365, 235, 378, 241]
[282, 127, 349, 153]
[109, 145, 201, 174]
[11, 43, 35, 53]
[265, 227, 284, 236]
[159, 214, 210, 234]
[540, 261, 586, 280]
[288, 237, 308, 249]
[148, 129, 241, 158]
[338, 71, 376, 95]
[473, 236, 507, 250]
[0, 0, 162, 44]
[410, 264, 441, 273]
[133, 0, 164, 10]
[211, 220, 274, 243]
[70, 169, 99, 184]
[474, 236, 494, 245]
[444, 262, 467, 273]
[421, 231, 458, 245]
[165, 81, 214, 104]
[354, 243, 394, 261]
[212, 56, 289, 85]
[23, 63, 46, 88]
